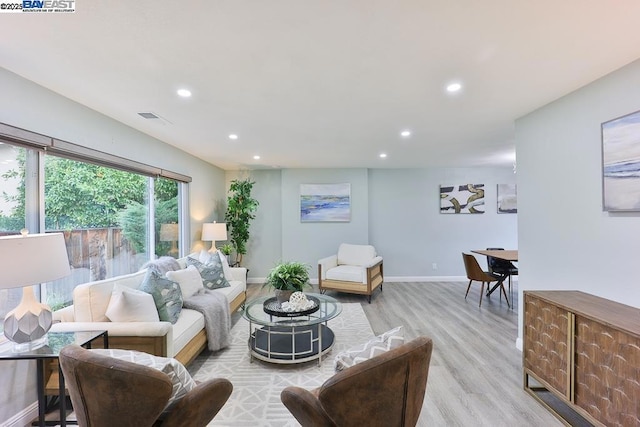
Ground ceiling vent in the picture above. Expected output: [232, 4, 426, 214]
[137, 112, 172, 125]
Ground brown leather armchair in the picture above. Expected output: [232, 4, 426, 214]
[58, 345, 232, 427]
[281, 336, 433, 427]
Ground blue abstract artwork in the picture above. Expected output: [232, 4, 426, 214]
[602, 110, 640, 211]
[300, 183, 351, 222]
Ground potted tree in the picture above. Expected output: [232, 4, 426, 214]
[264, 261, 311, 303]
[224, 179, 259, 266]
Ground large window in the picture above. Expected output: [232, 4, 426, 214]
[0, 132, 188, 334]
[0, 142, 27, 333]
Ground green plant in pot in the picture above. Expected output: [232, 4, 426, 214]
[264, 261, 311, 303]
[220, 243, 233, 263]
[225, 178, 259, 266]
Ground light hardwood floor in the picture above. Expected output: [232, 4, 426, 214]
[246, 281, 563, 426]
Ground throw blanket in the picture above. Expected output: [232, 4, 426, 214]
[183, 289, 231, 351]
[140, 257, 181, 275]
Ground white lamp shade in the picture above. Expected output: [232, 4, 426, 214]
[202, 222, 227, 242]
[160, 223, 179, 242]
[0, 232, 71, 289]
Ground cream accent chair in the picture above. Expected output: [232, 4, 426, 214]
[318, 244, 384, 303]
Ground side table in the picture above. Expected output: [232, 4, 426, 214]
[0, 330, 108, 427]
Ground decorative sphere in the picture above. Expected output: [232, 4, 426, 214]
[289, 291, 307, 304]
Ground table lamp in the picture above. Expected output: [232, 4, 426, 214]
[202, 222, 227, 253]
[160, 223, 179, 256]
[0, 231, 71, 352]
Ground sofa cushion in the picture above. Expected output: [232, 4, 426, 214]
[90, 348, 196, 412]
[326, 265, 365, 284]
[217, 251, 234, 283]
[171, 308, 205, 358]
[333, 326, 404, 372]
[211, 280, 245, 305]
[186, 256, 230, 290]
[105, 284, 159, 322]
[166, 265, 203, 298]
[139, 270, 183, 324]
[337, 243, 377, 266]
[74, 270, 147, 322]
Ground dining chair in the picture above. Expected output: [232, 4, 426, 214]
[485, 247, 518, 298]
[462, 253, 509, 308]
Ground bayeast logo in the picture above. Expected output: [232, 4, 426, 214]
[22, 0, 75, 12]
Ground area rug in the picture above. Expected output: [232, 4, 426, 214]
[188, 303, 375, 426]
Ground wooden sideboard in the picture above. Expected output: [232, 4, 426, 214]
[523, 291, 640, 426]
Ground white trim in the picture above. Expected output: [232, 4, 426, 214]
[383, 276, 467, 282]
[3, 401, 37, 427]
[515, 337, 523, 352]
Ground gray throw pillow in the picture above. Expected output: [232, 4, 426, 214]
[139, 269, 183, 324]
[186, 256, 230, 290]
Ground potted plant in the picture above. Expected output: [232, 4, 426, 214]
[264, 261, 311, 303]
[224, 178, 259, 266]
[220, 243, 233, 264]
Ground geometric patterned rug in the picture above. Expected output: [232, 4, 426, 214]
[188, 303, 375, 426]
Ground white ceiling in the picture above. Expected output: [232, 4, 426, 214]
[1, 1, 640, 170]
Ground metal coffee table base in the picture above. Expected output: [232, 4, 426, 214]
[249, 323, 335, 365]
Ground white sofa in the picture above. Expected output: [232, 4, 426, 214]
[51, 255, 246, 367]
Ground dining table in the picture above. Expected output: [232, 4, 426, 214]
[470, 249, 518, 298]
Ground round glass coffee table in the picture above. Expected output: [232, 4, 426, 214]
[243, 293, 342, 365]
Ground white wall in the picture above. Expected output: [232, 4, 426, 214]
[369, 168, 518, 277]
[0, 68, 225, 424]
[516, 58, 640, 344]
[234, 167, 517, 281]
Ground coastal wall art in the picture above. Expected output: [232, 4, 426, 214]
[602, 109, 640, 211]
[497, 184, 517, 213]
[300, 183, 351, 222]
[440, 184, 485, 214]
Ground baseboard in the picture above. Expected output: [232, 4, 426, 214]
[383, 276, 467, 282]
[2, 401, 37, 427]
[515, 337, 523, 352]
[248, 276, 467, 285]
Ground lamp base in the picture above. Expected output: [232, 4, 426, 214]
[10, 335, 48, 353]
[3, 286, 52, 352]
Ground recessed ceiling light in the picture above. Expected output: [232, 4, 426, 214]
[253, 155, 260, 160]
[379, 153, 387, 158]
[446, 82, 462, 93]
[400, 130, 411, 138]
[228, 134, 238, 140]
[177, 88, 192, 98]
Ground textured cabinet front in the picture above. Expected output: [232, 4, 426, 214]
[524, 291, 640, 427]
[574, 315, 640, 426]
[524, 293, 570, 397]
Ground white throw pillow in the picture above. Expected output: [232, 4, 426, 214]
[90, 349, 196, 412]
[333, 325, 404, 372]
[218, 250, 234, 280]
[166, 265, 204, 298]
[105, 284, 159, 322]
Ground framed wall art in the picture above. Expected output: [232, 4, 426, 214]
[440, 184, 484, 214]
[300, 183, 351, 222]
[602, 109, 640, 211]
[497, 184, 517, 213]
